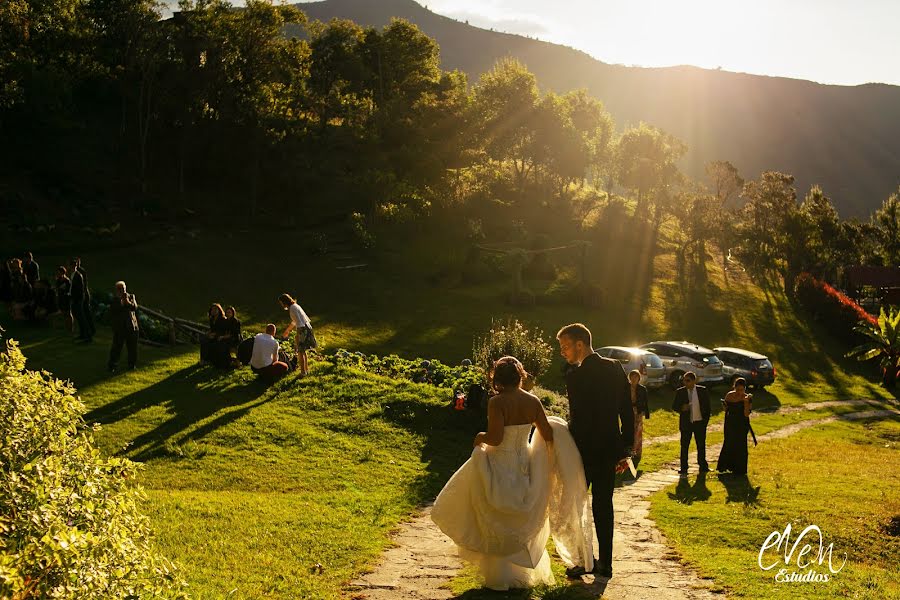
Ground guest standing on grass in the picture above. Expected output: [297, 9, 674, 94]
[23, 252, 39, 285]
[717, 377, 752, 476]
[70, 257, 95, 342]
[250, 324, 289, 382]
[628, 370, 650, 467]
[8, 259, 32, 320]
[0, 259, 12, 303]
[55, 266, 73, 332]
[108, 281, 139, 373]
[279, 293, 316, 377]
[672, 371, 710, 476]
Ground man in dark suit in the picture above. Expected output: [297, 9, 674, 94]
[108, 280, 139, 372]
[69, 257, 95, 342]
[557, 323, 634, 580]
[672, 371, 711, 475]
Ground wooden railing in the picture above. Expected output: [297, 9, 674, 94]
[137, 305, 208, 346]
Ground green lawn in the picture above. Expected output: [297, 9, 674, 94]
[649, 418, 900, 600]
[4, 222, 898, 598]
[10, 327, 482, 599]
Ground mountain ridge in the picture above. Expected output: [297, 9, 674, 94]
[294, 0, 900, 217]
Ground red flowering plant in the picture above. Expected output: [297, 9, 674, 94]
[795, 273, 878, 342]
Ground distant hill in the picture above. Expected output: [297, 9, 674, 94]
[293, 0, 900, 217]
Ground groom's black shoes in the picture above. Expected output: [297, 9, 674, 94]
[592, 564, 613, 578]
[565, 565, 588, 579]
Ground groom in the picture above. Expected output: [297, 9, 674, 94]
[557, 323, 633, 579]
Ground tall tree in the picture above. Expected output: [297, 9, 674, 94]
[472, 58, 539, 197]
[874, 186, 900, 266]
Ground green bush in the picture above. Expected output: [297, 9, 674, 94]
[472, 318, 554, 384]
[327, 350, 484, 392]
[0, 341, 185, 599]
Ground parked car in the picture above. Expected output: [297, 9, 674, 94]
[638, 341, 725, 388]
[596, 346, 667, 388]
[714, 347, 776, 389]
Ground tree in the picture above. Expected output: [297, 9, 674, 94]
[874, 186, 900, 266]
[800, 185, 841, 278]
[617, 123, 687, 223]
[738, 171, 807, 291]
[705, 160, 744, 279]
[472, 59, 539, 197]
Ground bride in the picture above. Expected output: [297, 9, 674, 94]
[431, 356, 594, 591]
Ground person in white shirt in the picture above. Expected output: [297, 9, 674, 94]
[250, 324, 289, 382]
[278, 293, 316, 377]
[672, 371, 711, 476]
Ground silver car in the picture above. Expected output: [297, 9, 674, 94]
[639, 341, 725, 388]
[596, 346, 667, 388]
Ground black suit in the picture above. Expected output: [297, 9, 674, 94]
[70, 267, 95, 340]
[108, 293, 139, 370]
[672, 385, 711, 472]
[565, 352, 634, 571]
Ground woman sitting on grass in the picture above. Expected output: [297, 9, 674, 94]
[200, 303, 230, 367]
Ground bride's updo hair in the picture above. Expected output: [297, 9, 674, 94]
[492, 356, 528, 391]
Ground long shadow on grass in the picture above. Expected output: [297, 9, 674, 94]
[84, 365, 275, 461]
[718, 474, 761, 506]
[667, 472, 712, 505]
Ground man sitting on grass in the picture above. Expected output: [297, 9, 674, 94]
[250, 324, 289, 382]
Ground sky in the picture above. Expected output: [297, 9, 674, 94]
[163, 0, 900, 86]
[422, 0, 900, 86]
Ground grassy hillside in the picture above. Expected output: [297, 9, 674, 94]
[294, 0, 900, 217]
[3, 221, 896, 597]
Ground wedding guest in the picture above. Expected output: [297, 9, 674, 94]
[55, 266, 73, 332]
[250, 324, 289, 382]
[8, 259, 32, 320]
[628, 370, 650, 468]
[717, 377, 752, 476]
[200, 303, 226, 365]
[28, 279, 58, 321]
[672, 371, 710, 476]
[70, 257, 95, 342]
[278, 293, 316, 377]
[0, 260, 11, 303]
[108, 281, 139, 373]
[23, 252, 40, 285]
[223, 306, 242, 347]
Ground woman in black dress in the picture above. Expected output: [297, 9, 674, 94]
[716, 377, 752, 475]
[56, 266, 73, 332]
[201, 303, 228, 365]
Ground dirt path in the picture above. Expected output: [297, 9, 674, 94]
[346, 406, 900, 600]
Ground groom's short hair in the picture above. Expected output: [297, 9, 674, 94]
[556, 323, 591, 347]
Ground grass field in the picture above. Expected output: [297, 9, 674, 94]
[649, 418, 900, 599]
[4, 221, 898, 598]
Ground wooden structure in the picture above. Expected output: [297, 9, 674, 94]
[137, 305, 208, 346]
[844, 266, 900, 308]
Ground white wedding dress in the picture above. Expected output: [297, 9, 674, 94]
[431, 416, 594, 590]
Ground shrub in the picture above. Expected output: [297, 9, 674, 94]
[0, 341, 185, 599]
[472, 318, 553, 384]
[349, 212, 375, 251]
[327, 350, 484, 393]
[795, 272, 877, 342]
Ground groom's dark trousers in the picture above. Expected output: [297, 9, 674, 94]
[565, 352, 634, 571]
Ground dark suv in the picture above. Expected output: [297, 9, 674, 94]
[714, 347, 776, 389]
